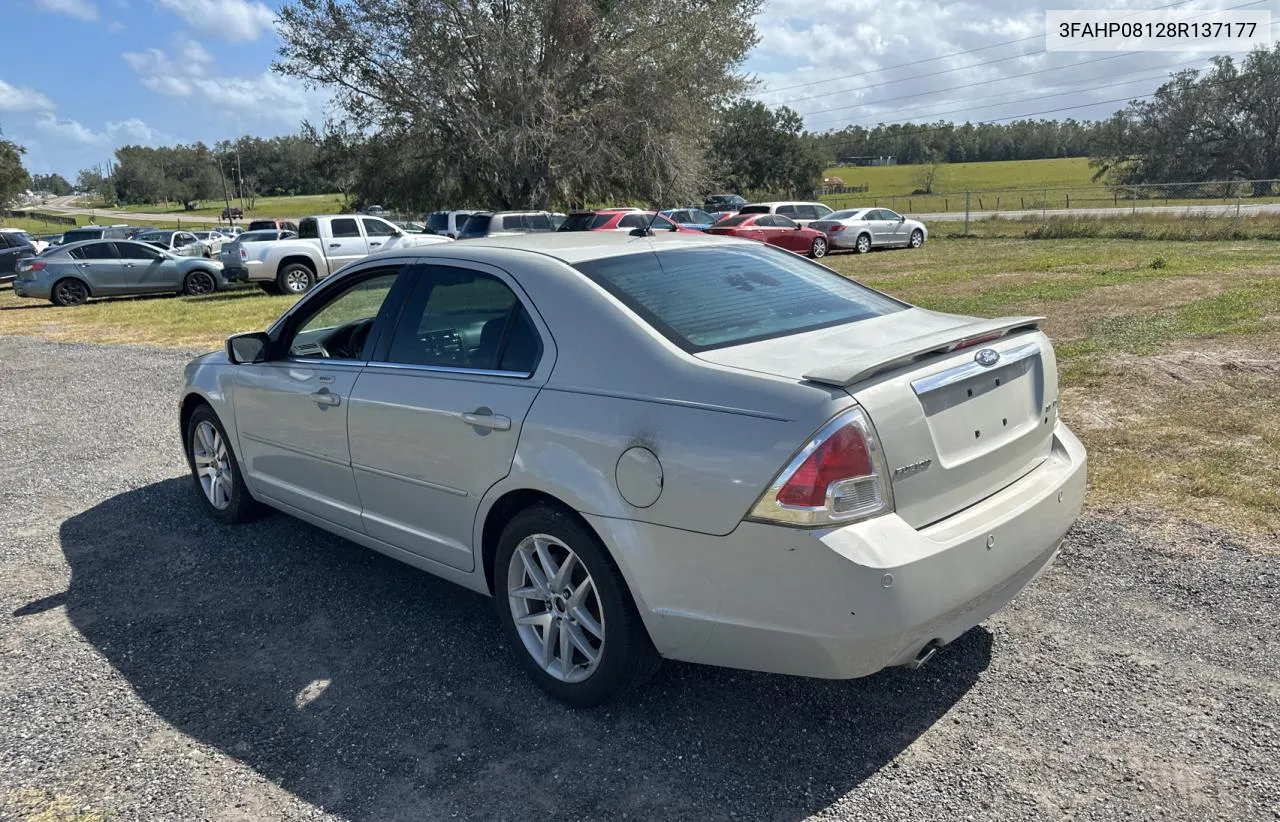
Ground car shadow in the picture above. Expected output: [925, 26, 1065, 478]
[52, 478, 991, 820]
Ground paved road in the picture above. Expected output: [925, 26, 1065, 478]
[1, 335, 1277, 821]
[39, 195, 223, 225]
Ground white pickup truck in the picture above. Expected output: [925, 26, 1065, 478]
[222, 214, 451, 294]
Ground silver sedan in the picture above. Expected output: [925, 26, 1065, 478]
[179, 233, 1084, 706]
[13, 239, 225, 305]
[812, 208, 928, 253]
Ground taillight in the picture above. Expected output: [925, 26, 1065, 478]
[239, 247, 248, 261]
[828, 225, 844, 233]
[19, 260, 44, 273]
[749, 407, 893, 527]
[951, 331, 1004, 351]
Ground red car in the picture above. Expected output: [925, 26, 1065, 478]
[706, 213, 829, 258]
[558, 209, 700, 233]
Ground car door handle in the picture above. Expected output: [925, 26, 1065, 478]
[310, 388, 341, 407]
[460, 411, 511, 431]
[329, 243, 341, 248]
[369, 241, 382, 247]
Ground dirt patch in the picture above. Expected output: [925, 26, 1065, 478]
[1045, 276, 1233, 340]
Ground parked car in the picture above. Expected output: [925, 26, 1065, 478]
[703, 193, 747, 213]
[549, 212, 567, 230]
[1, 227, 46, 253]
[0, 229, 37, 283]
[737, 201, 835, 227]
[218, 229, 296, 285]
[810, 208, 928, 253]
[660, 208, 719, 231]
[425, 210, 478, 239]
[706, 213, 829, 258]
[123, 226, 154, 240]
[557, 210, 694, 233]
[192, 230, 229, 258]
[13, 239, 225, 305]
[247, 219, 299, 233]
[221, 206, 244, 220]
[60, 225, 130, 243]
[220, 226, 245, 239]
[457, 211, 556, 239]
[395, 220, 426, 233]
[178, 231, 1086, 706]
[135, 230, 205, 257]
[363, 205, 389, 217]
[225, 214, 451, 294]
[38, 233, 64, 248]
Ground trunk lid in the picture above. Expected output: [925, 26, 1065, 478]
[697, 308, 1059, 528]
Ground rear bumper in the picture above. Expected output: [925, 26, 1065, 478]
[12, 278, 47, 298]
[586, 422, 1087, 679]
[223, 262, 266, 283]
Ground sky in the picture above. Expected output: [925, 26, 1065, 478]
[2, 0, 1277, 178]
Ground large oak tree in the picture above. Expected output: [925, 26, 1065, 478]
[274, 0, 762, 210]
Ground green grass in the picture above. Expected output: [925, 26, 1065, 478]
[115, 193, 347, 219]
[822, 157, 1096, 195]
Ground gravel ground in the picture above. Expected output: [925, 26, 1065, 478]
[0, 334, 1277, 822]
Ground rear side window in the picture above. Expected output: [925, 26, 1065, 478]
[777, 205, 796, 215]
[617, 213, 649, 229]
[68, 242, 118, 260]
[458, 214, 492, 238]
[331, 218, 361, 238]
[738, 205, 769, 215]
[523, 213, 552, 231]
[298, 219, 319, 239]
[573, 245, 905, 351]
[426, 213, 449, 232]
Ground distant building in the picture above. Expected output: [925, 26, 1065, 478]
[837, 155, 897, 167]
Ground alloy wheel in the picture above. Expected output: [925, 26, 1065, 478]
[856, 234, 871, 253]
[192, 420, 232, 510]
[54, 280, 88, 305]
[910, 230, 923, 248]
[507, 533, 605, 683]
[811, 236, 827, 258]
[186, 271, 215, 296]
[285, 269, 311, 293]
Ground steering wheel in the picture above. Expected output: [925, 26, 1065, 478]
[346, 319, 374, 359]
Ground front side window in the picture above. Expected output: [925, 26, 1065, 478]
[387, 266, 541, 373]
[573, 245, 906, 352]
[363, 218, 397, 237]
[113, 242, 163, 260]
[881, 209, 902, 221]
[738, 204, 769, 215]
[814, 204, 834, 218]
[68, 242, 118, 260]
[331, 218, 361, 238]
[288, 271, 400, 360]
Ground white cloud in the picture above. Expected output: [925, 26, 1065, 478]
[154, 0, 276, 42]
[35, 113, 102, 145]
[36, 0, 99, 21]
[0, 79, 57, 112]
[123, 43, 323, 124]
[107, 19, 125, 33]
[33, 112, 167, 147]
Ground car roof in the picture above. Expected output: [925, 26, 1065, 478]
[400, 228, 740, 265]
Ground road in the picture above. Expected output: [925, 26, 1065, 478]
[38, 195, 223, 225]
[916, 201, 1280, 221]
[1, 334, 1276, 821]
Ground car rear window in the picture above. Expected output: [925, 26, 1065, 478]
[558, 212, 611, 231]
[572, 245, 905, 352]
[713, 214, 751, 227]
[426, 213, 449, 232]
[738, 205, 770, 214]
[458, 214, 492, 238]
[62, 229, 102, 243]
[247, 220, 278, 231]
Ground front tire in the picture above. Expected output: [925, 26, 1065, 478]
[809, 236, 828, 258]
[182, 269, 217, 296]
[51, 278, 89, 306]
[854, 233, 872, 254]
[277, 263, 315, 295]
[909, 229, 924, 248]
[495, 504, 660, 707]
[185, 405, 259, 524]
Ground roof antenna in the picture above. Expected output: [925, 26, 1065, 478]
[630, 195, 663, 237]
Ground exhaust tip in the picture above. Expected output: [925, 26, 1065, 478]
[909, 639, 944, 669]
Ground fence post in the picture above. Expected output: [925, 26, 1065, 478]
[1042, 189, 1047, 218]
[1130, 189, 1136, 215]
[964, 191, 971, 235]
[1237, 196, 1241, 217]
[1066, 193, 1070, 209]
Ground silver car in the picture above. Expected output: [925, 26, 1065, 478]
[136, 229, 206, 258]
[179, 233, 1085, 706]
[13, 239, 225, 305]
[812, 208, 929, 253]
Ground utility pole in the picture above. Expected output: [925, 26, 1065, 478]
[235, 141, 246, 212]
[215, 155, 234, 225]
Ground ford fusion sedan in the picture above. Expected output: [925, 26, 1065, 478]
[179, 232, 1085, 706]
[706, 212, 829, 257]
[811, 208, 928, 253]
[14, 239, 225, 305]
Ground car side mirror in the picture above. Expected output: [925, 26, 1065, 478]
[899, 215, 906, 222]
[226, 331, 270, 364]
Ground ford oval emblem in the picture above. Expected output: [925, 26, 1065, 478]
[974, 348, 1001, 367]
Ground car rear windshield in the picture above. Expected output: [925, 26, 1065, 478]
[737, 205, 770, 214]
[239, 230, 280, 242]
[712, 214, 751, 227]
[61, 229, 102, 243]
[558, 212, 611, 231]
[458, 214, 492, 238]
[572, 245, 906, 351]
[426, 213, 449, 232]
[247, 220, 277, 231]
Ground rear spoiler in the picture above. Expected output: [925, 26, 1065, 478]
[802, 316, 1044, 388]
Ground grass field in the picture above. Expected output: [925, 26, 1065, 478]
[2, 234, 1277, 537]
[116, 193, 347, 219]
[819, 156, 1280, 215]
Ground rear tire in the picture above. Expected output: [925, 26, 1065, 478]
[854, 233, 872, 254]
[809, 236, 828, 258]
[276, 263, 315, 295]
[51, 278, 89, 306]
[494, 503, 660, 707]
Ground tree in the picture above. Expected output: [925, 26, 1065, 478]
[708, 101, 823, 197]
[1092, 45, 1280, 193]
[31, 173, 73, 196]
[911, 153, 943, 194]
[275, 0, 762, 210]
[0, 130, 31, 207]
